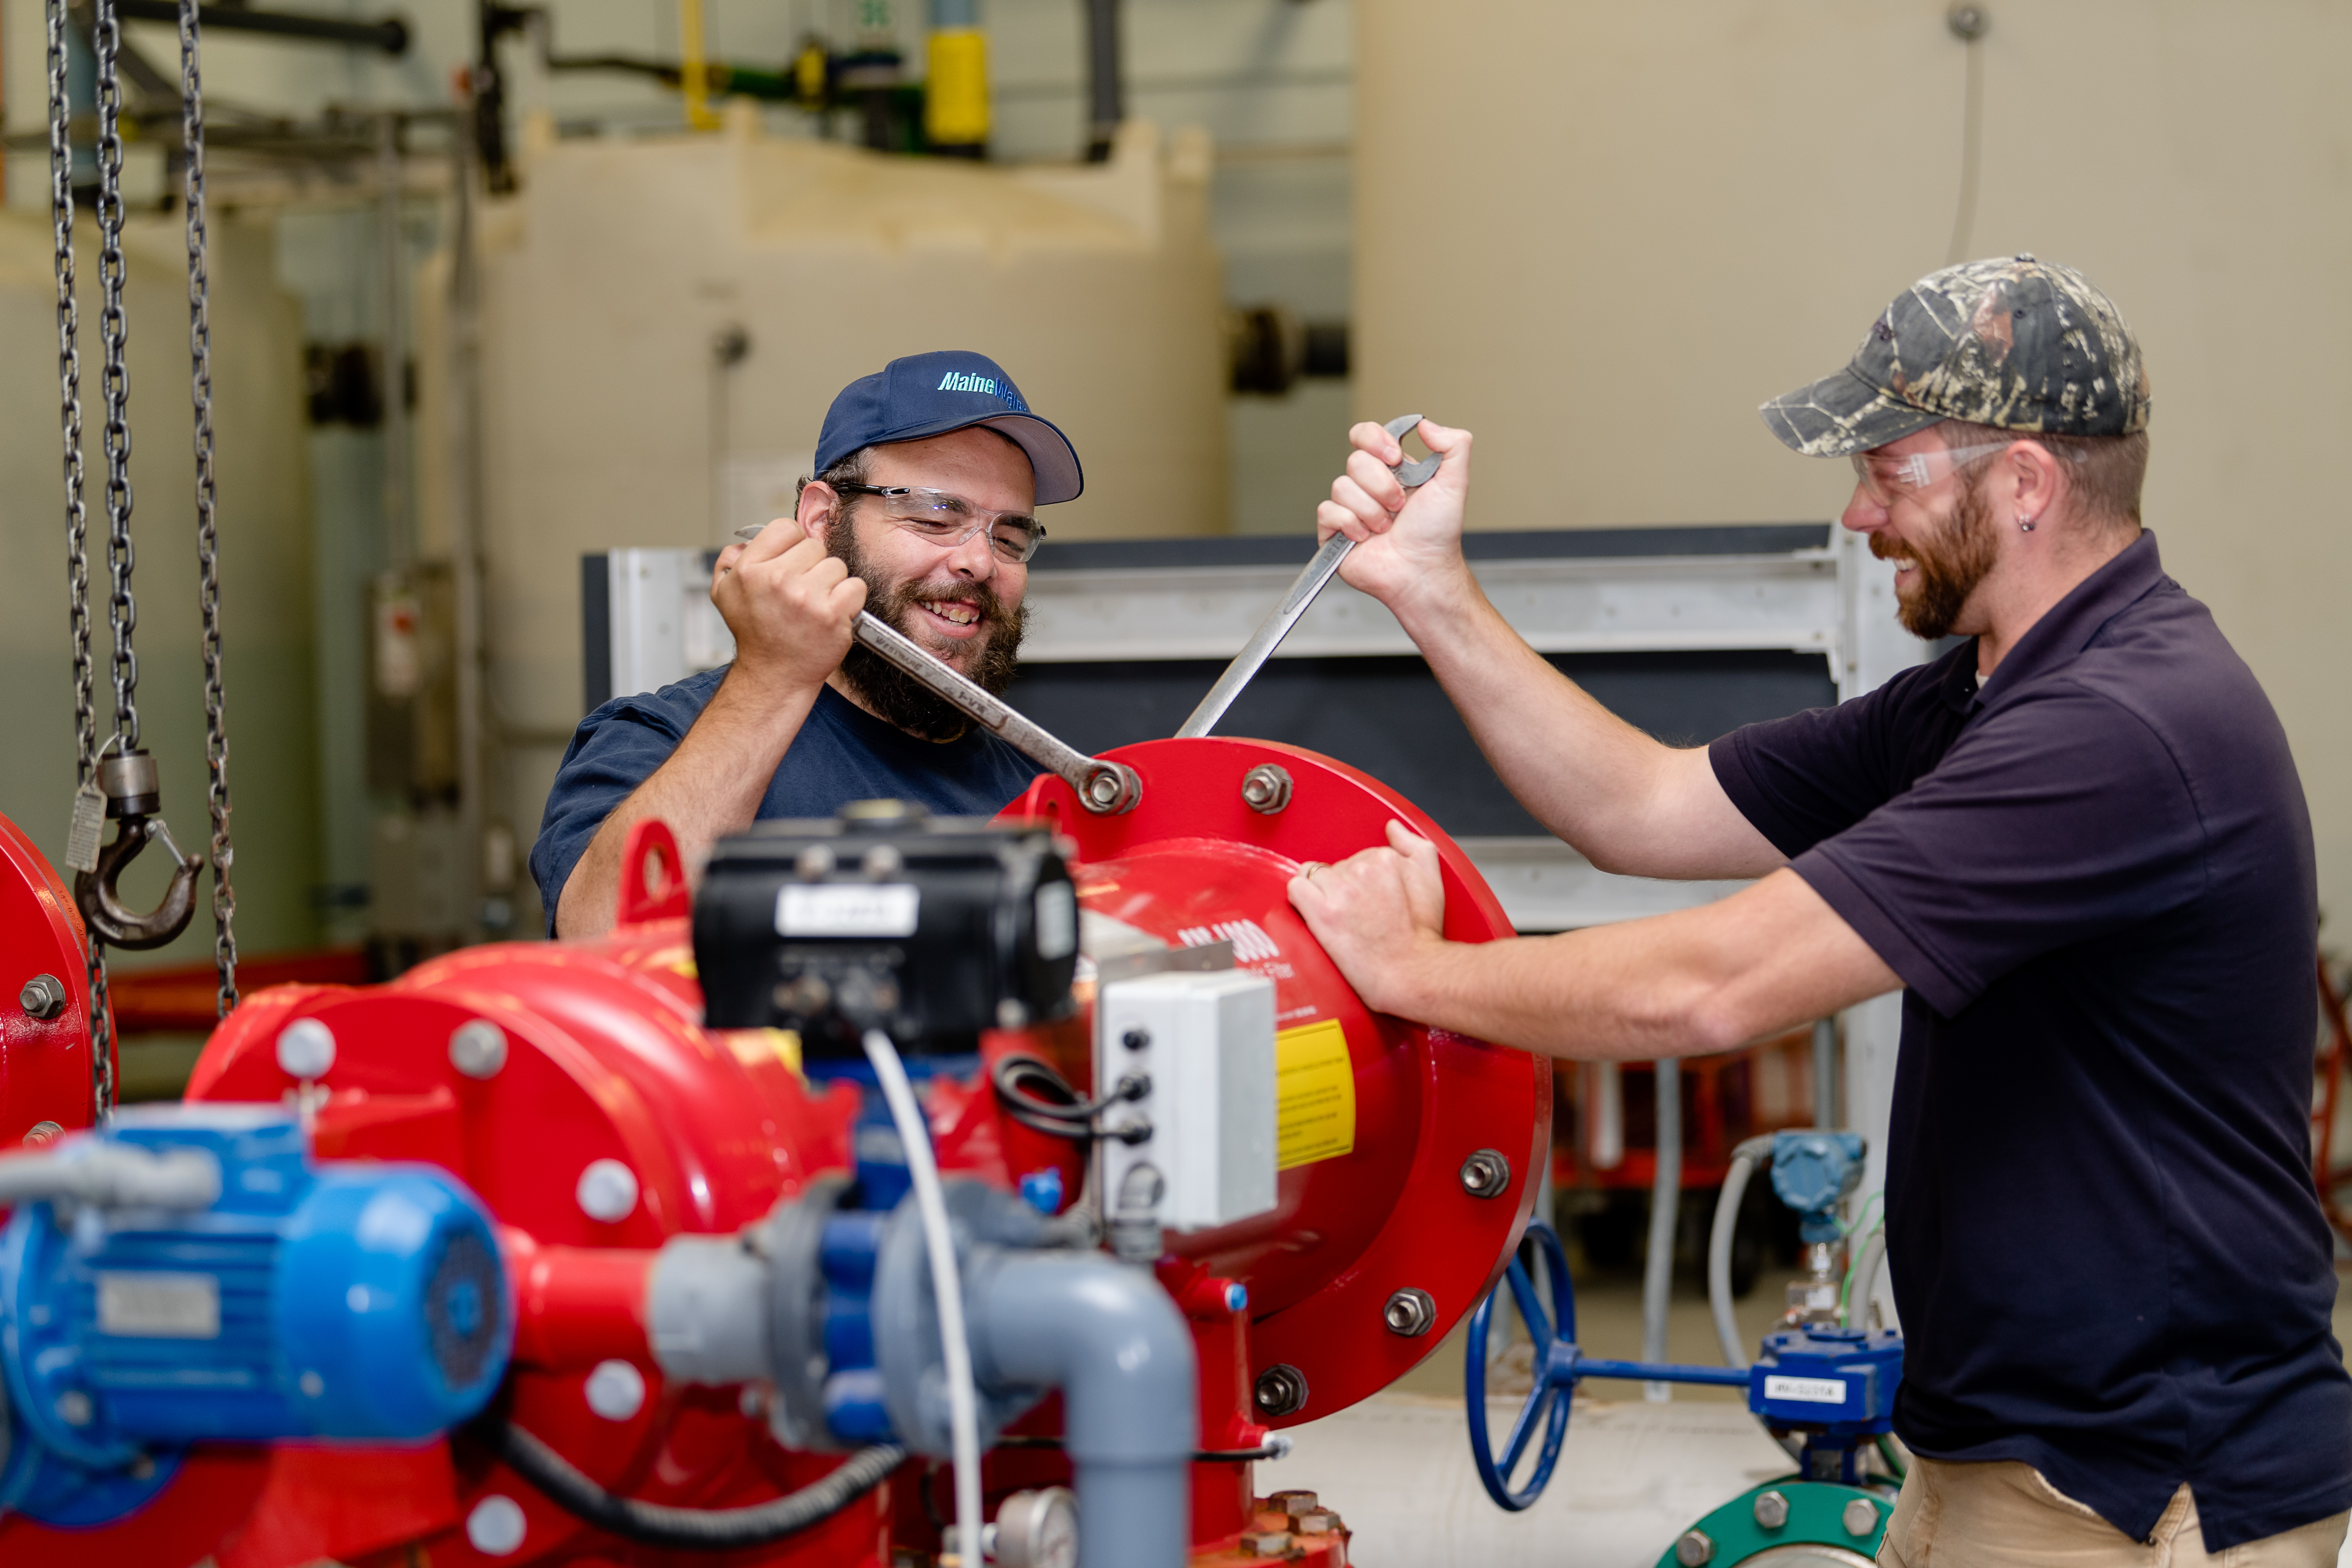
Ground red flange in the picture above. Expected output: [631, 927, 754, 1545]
[1006, 736, 1552, 1426]
[0, 806, 99, 1142]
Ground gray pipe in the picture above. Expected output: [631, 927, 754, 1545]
[1706, 1134, 1776, 1369]
[1641, 1058, 1680, 1399]
[1846, 1229, 1887, 1331]
[969, 1250, 1195, 1568]
[1812, 1016, 1839, 1129]
[0, 1142, 220, 1208]
[1083, 0, 1121, 161]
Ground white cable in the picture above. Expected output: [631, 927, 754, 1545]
[863, 1029, 985, 1567]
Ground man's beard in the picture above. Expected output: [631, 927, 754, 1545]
[829, 521, 1028, 742]
[1874, 474, 2000, 640]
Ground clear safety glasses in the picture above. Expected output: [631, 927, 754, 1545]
[838, 485, 1046, 564]
[1848, 441, 2023, 506]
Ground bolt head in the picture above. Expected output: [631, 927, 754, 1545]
[275, 1017, 336, 1081]
[466, 1494, 528, 1556]
[794, 844, 836, 880]
[1752, 1489, 1790, 1529]
[19, 973, 66, 1020]
[1459, 1148, 1511, 1198]
[1843, 1497, 1881, 1537]
[1383, 1286, 1437, 1337]
[1675, 1529, 1715, 1566]
[1240, 763, 1293, 814]
[586, 1358, 648, 1421]
[449, 1019, 508, 1079]
[1253, 1363, 1309, 1417]
[576, 1157, 640, 1223]
[54, 1388, 93, 1427]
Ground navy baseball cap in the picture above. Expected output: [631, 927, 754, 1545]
[814, 350, 1084, 504]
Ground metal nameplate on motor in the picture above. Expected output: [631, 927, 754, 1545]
[776, 884, 921, 939]
[96, 1271, 222, 1339]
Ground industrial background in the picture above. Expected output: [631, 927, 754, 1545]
[0, 1, 2347, 1563]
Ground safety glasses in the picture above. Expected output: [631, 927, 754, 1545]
[837, 485, 1045, 564]
[1848, 441, 2024, 506]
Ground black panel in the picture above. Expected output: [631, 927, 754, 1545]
[581, 554, 610, 714]
[1004, 651, 1836, 838]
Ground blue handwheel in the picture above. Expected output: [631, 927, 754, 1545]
[1465, 1219, 1582, 1511]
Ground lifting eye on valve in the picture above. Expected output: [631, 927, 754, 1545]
[73, 750, 203, 950]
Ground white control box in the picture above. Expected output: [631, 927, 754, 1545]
[1095, 969, 1278, 1233]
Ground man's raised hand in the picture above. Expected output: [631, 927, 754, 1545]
[711, 520, 866, 697]
[1316, 417, 1476, 615]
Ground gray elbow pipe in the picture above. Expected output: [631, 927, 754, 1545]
[968, 1251, 1197, 1568]
[1707, 1135, 1776, 1369]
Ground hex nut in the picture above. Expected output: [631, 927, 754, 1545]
[576, 1158, 640, 1223]
[1752, 1489, 1790, 1529]
[1843, 1497, 1881, 1537]
[1675, 1528, 1715, 1566]
[1240, 763, 1293, 815]
[19, 973, 67, 1021]
[466, 1494, 528, 1556]
[22, 1121, 63, 1146]
[449, 1019, 509, 1079]
[1253, 1363, 1309, 1418]
[1459, 1148, 1511, 1199]
[586, 1359, 648, 1421]
[1267, 1489, 1318, 1513]
[275, 1017, 336, 1081]
[1240, 1531, 1293, 1558]
[1383, 1286, 1438, 1337]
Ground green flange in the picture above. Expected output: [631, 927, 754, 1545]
[1652, 1478, 1893, 1567]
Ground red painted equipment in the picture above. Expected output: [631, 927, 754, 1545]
[0, 807, 102, 1143]
[0, 740, 1547, 1566]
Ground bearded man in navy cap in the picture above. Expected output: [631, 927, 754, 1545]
[533, 350, 1081, 938]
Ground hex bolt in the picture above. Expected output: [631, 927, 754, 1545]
[1240, 1533, 1293, 1559]
[1267, 1489, 1318, 1513]
[1843, 1497, 1882, 1537]
[1240, 763, 1293, 815]
[1675, 1529, 1716, 1566]
[1253, 1363, 1309, 1418]
[861, 844, 903, 880]
[54, 1389, 93, 1427]
[794, 844, 836, 880]
[1459, 1148, 1511, 1199]
[1752, 1489, 1790, 1529]
[1383, 1286, 1438, 1337]
[576, 1158, 640, 1224]
[466, 1494, 529, 1556]
[19, 973, 67, 1020]
[275, 1017, 336, 1081]
[449, 1019, 509, 1080]
[586, 1358, 648, 1421]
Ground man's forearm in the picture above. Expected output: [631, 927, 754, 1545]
[555, 668, 818, 938]
[1368, 871, 1899, 1062]
[1388, 573, 1736, 877]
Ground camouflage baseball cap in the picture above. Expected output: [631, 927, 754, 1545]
[1761, 255, 2150, 457]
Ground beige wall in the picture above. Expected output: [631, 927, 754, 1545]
[1356, 0, 2352, 926]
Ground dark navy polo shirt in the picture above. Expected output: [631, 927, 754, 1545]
[530, 669, 1042, 932]
[1711, 532, 2351, 1546]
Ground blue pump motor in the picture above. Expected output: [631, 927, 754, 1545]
[0, 1105, 513, 1527]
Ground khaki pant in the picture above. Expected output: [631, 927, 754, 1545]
[1877, 1456, 2349, 1568]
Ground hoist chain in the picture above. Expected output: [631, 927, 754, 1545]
[93, 0, 140, 759]
[49, 0, 114, 1116]
[180, 0, 236, 1015]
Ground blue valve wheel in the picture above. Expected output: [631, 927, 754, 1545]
[1464, 1220, 1581, 1511]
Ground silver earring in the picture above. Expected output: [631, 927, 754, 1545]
[2019, 515, 2036, 532]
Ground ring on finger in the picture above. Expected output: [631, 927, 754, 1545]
[1298, 860, 1328, 880]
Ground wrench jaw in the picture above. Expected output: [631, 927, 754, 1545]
[1383, 412, 1442, 489]
[1077, 760, 1143, 816]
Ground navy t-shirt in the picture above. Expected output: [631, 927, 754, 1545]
[1710, 532, 2352, 1546]
[530, 668, 1043, 931]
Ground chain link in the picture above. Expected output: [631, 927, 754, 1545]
[180, 0, 236, 1016]
[94, 0, 139, 757]
[51, 0, 114, 1117]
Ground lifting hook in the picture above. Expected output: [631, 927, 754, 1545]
[73, 750, 204, 950]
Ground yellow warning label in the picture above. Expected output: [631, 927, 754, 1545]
[1276, 1018, 1356, 1171]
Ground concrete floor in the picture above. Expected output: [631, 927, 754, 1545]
[1274, 1267, 2352, 1568]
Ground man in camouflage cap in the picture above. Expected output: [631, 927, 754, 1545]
[1291, 256, 2349, 1565]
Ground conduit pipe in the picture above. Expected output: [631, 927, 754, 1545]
[969, 1248, 1197, 1568]
[1706, 1134, 1777, 1370]
[1641, 1058, 1680, 1399]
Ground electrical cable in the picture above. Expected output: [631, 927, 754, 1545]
[865, 1028, 983, 1568]
[1944, 19, 1986, 265]
[1875, 1432, 1909, 1484]
[476, 1416, 902, 1548]
[988, 1052, 1145, 1143]
[1841, 1225, 1887, 1329]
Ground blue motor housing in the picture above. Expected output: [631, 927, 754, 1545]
[0, 1105, 512, 1527]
